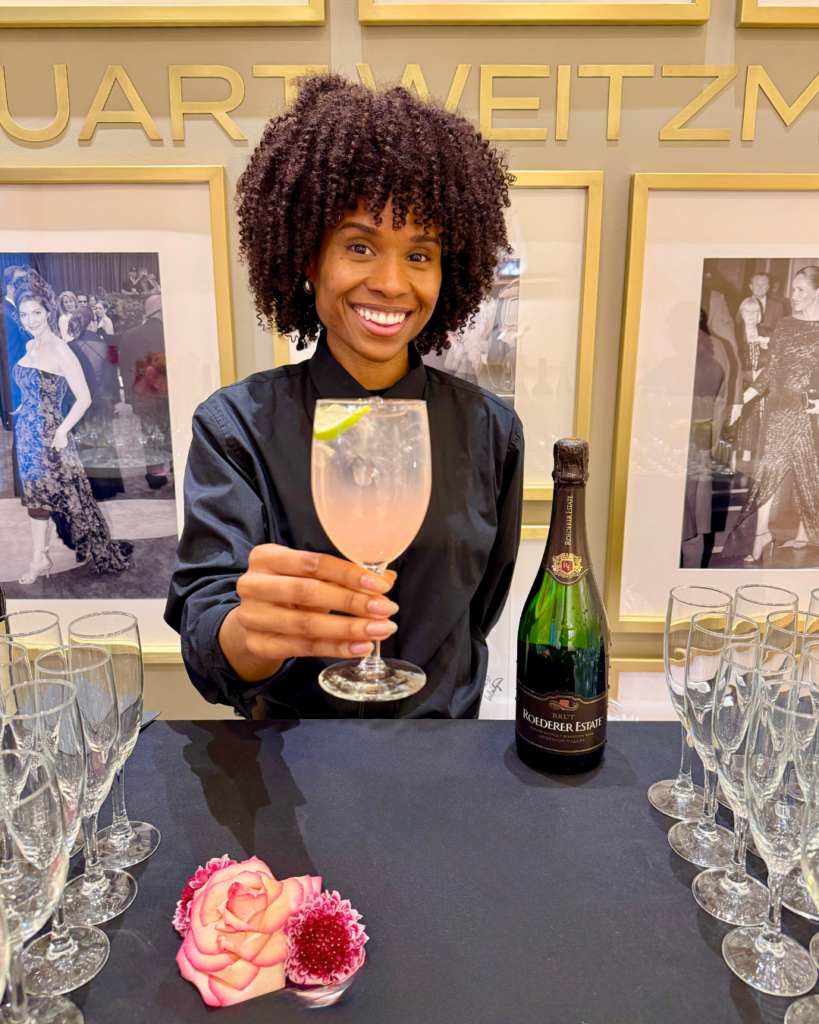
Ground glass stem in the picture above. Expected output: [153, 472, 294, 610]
[671, 725, 695, 796]
[81, 812, 108, 898]
[757, 871, 786, 958]
[357, 563, 388, 680]
[109, 766, 134, 847]
[45, 896, 78, 961]
[724, 816, 750, 889]
[8, 945, 32, 1024]
[696, 768, 719, 838]
[0, 821, 20, 885]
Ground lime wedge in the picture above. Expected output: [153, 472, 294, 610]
[313, 404, 371, 440]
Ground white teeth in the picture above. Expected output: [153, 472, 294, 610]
[364, 309, 372, 320]
[377, 312, 388, 324]
[355, 306, 407, 325]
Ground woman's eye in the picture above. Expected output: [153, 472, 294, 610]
[408, 252, 430, 263]
[350, 243, 371, 256]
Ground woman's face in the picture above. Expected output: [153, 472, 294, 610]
[306, 199, 442, 367]
[19, 299, 49, 338]
[739, 297, 761, 327]
[93, 302, 105, 318]
[63, 296, 76, 313]
[791, 274, 819, 313]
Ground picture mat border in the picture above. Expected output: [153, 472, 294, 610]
[0, 165, 236, 662]
[0, 0, 323, 28]
[737, 0, 819, 27]
[273, 170, 603, 540]
[606, 171, 819, 634]
[359, 0, 708, 25]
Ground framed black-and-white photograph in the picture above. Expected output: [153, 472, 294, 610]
[607, 173, 819, 633]
[0, 167, 234, 658]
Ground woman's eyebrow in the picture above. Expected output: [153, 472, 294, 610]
[338, 222, 377, 236]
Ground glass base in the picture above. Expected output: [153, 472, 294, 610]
[23, 927, 109, 996]
[668, 820, 734, 868]
[62, 869, 137, 927]
[811, 932, 819, 969]
[692, 868, 769, 925]
[1, 995, 83, 1023]
[783, 869, 819, 922]
[786, 997, 819, 1024]
[647, 779, 704, 819]
[723, 927, 818, 997]
[318, 659, 426, 702]
[97, 822, 160, 870]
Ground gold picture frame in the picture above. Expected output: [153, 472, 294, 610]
[605, 171, 819, 633]
[737, 0, 819, 26]
[0, 165, 235, 662]
[0, 0, 322, 28]
[359, 0, 708, 25]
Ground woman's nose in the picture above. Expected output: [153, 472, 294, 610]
[367, 255, 409, 298]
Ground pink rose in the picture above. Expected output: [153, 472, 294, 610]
[176, 856, 322, 1007]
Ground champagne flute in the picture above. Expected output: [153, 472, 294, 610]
[699, 636, 770, 924]
[0, 611, 62, 677]
[735, 584, 799, 632]
[785, 760, 819, 1024]
[668, 611, 749, 870]
[67, 612, 160, 868]
[0, 750, 73, 1024]
[0, 640, 31, 895]
[311, 399, 432, 701]
[38, 646, 137, 927]
[648, 586, 732, 819]
[10, 673, 110, 999]
[723, 651, 818, 998]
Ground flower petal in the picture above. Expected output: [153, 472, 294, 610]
[259, 877, 305, 933]
[208, 964, 286, 1007]
[181, 930, 234, 973]
[226, 882, 268, 928]
[177, 943, 223, 1007]
[250, 928, 287, 968]
[219, 928, 270, 962]
[212, 957, 260, 991]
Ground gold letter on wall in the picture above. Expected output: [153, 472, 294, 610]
[0, 65, 69, 143]
[742, 65, 819, 141]
[479, 65, 550, 141]
[169, 65, 247, 142]
[659, 66, 738, 141]
[253, 65, 328, 107]
[79, 65, 161, 141]
[578, 64, 654, 140]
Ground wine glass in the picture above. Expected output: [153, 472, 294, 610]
[0, 611, 62, 676]
[311, 399, 432, 701]
[0, 640, 32, 896]
[668, 610, 750, 870]
[37, 646, 137, 927]
[0, 749, 73, 1024]
[648, 586, 732, 819]
[67, 612, 160, 869]
[722, 651, 818, 998]
[0, 896, 11, 1005]
[698, 635, 770, 924]
[785, 759, 819, 1024]
[735, 584, 799, 632]
[12, 671, 110, 999]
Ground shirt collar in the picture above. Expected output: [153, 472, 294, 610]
[308, 331, 427, 400]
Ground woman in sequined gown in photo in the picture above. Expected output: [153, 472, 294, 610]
[723, 266, 819, 565]
[11, 272, 132, 584]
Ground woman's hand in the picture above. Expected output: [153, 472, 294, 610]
[51, 426, 69, 451]
[219, 545, 399, 683]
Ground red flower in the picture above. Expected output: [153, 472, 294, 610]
[173, 855, 237, 937]
[284, 891, 368, 987]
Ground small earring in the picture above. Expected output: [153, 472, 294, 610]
[303, 279, 314, 295]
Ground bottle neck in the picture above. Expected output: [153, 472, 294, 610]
[543, 483, 591, 584]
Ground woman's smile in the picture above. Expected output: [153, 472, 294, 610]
[351, 303, 411, 336]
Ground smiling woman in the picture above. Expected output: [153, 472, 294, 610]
[165, 72, 525, 720]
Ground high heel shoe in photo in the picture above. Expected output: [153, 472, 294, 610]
[18, 549, 53, 585]
[743, 530, 775, 565]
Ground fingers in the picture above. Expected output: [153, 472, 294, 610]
[245, 632, 376, 662]
[239, 573, 398, 619]
[248, 544, 393, 595]
[238, 603, 397, 643]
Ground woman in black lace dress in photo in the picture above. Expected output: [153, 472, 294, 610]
[12, 272, 132, 584]
[723, 266, 819, 565]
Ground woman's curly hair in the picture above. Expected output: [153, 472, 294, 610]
[13, 270, 59, 333]
[236, 73, 514, 354]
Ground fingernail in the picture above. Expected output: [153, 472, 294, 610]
[366, 620, 396, 637]
[303, 553, 321, 572]
[367, 599, 398, 615]
[350, 642, 373, 655]
[361, 574, 388, 592]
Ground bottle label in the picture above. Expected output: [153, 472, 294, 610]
[516, 685, 607, 755]
[546, 552, 588, 584]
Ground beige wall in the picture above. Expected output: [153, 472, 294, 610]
[2, 0, 816, 712]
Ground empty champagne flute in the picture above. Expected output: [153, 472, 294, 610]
[697, 635, 769, 924]
[784, 761, 819, 1024]
[722, 652, 818, 998]
[0, 749, 73, 1024]
[649, 586, 732, 820]
[0, 611, 62, 677]
[67, 612, 159, 868]
[38, 646, 137, 927]
[11, 671, 110, 999]
[735, 584, 799, 632]
[311, 399, 432, 701]
[669, 611, 750, 870]
[0, 640, 32, 897]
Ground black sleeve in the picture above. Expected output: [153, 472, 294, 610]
[164, 400, 288, 717]
[470, 415, 524, 637]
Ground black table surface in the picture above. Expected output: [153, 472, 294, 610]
[71, 720, 819, 1024]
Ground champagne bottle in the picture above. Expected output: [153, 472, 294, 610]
[515, 438, 610, 774]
